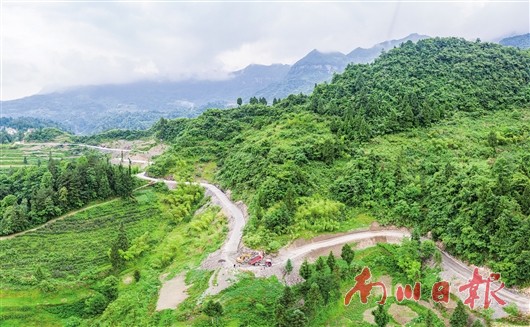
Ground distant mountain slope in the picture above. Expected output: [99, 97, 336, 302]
[0, 116, 67, 132]
[1, 34, 430, 134]
[499, 33, 530, 49]
[346, 33, 428, 63]
[256, 33, 429, 99]
[1, 64, 290, 134]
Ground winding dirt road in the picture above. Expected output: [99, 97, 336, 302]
[137, 172, 529, 317]
[137, 172, 246, 300]
[22, 142, 132, 152]
[2, 162, 527, 316]
[137, 172, 244, 261]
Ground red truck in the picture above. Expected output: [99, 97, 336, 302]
[248, 253, 272, 267]
[248, 253, 263, 266]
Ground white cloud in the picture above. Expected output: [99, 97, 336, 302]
[1, 1, 528, 100]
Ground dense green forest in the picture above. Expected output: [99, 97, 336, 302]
[23, 127, 71, 143]
[148, 38, 530, 286]
[0, 152, 136, 235]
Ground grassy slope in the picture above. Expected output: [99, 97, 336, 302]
[0, 189, 162, 326]
[93, 206, 227, 326]
[0, 187, 227, 327]
[0, 190, 162, 287]
[364, 108, 528, 172]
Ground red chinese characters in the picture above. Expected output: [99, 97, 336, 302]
[396, 282, 421, 302]
[344, 267, 387, 305]
[458, 268, 506, 309]
[345, 266, 507, 310]
[431, 281, 450, 303]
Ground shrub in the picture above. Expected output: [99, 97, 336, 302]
[503, 303, 519, 316]
[38, 280, 57, 293]
[99, 275, 119, 301]
[84, 292, 109, 316]
[64, 317, 82, 327]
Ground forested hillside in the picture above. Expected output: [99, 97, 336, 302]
[310, 38, 529, 141]
[149, 37, 530, 286]
[0, 117, 69, 143]
[0, 153, 136, 235]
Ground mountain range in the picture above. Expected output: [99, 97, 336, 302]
[499, 33, 530, 49]
[256, 33, 429, 98]
[2, 33, 527, 134]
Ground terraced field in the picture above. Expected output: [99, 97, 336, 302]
[0, 189, 168, 326]
[1, 191, 162, 284]
[0, 144, 73, 170]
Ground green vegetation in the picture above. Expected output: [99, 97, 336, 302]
[24, 128, 71, 143]
[0, 190, 159, 289]
[0, 185, 227, 326]
[341, 243, 355, 265]
[0, 189, 162, 326]
[202, 300, 224, 325]
[74, 129, 151, 145]
[0, 117, 69, 143]
[311, 38, 529, 142]
[372, 304, 389, 327]
[183, 240, 444, 327]
[0, 152, 135, 235]
[4, 37, 530, 326]
[0, 143, 72, 169]
[149, 38, 530, 286]
[450, 300, 469, 327]
[2, 189, 442, 326]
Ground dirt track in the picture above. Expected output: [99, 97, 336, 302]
[137, 173, 246, 300]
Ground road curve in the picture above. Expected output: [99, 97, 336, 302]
[136, 172, 529, 316]
[136, 173, 244, 260]
[5, 144, 528, 316]
[258, 229, 529, 317]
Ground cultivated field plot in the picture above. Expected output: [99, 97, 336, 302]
[0, 189, 166, 326]
[0, 190, 163, 285]
[0, 144, 73, 170]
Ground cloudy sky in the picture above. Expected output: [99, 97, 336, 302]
[1, 0, 528, 101]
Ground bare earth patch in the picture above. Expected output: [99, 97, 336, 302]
[388, 303, 418, 325]
[122, 276, 133, 285]
[373, 275, 392, 299]
[362, 306, 377, 324]
[156, 273, 189, 311]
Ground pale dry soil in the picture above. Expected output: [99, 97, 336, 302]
[156, 273, 190, 311]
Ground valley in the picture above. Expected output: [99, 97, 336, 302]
[1, 37, 530, 326]
[2, 129, 528, 325]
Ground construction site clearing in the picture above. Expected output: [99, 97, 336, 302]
[236, 250, 272, 267]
